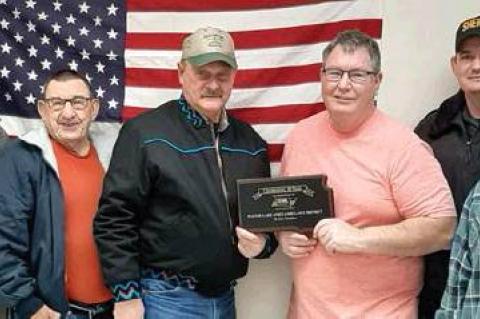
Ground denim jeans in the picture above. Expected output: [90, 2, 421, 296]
[141, 278, 236, 319]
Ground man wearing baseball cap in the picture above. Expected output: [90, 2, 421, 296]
[415, 16, 480, 318]
[94, 27, 277, 319]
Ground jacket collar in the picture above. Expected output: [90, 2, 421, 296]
[177, 96, 229, 132]
[428, 90, 466, 137]
[19, 123, 119, 175]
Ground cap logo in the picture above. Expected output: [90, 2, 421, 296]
[204, 34, 225, 48]
[462, 18, 480, 32]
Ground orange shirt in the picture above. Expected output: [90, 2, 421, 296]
[52, 139, 112, 303]
[281, 110, 455, 318]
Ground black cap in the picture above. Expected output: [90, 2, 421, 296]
[456, 16, 480, 52]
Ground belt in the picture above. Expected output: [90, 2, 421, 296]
[68, 300, 113, 319]
[141, 267, 235, 297]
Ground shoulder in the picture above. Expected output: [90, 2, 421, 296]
[414, 91, 465, 140]
[414, 109, 440, 140]
[0, 138, 46, 182]
[227, 116, 267, 149]
[0, 138, 40, 160]
[123, 100, 178, 130]
[287, 112, 326, 141]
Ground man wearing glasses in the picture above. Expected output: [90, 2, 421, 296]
[0, 70, 117, 318]
[277, 30, 456, 318]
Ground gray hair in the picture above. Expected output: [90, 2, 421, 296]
[41, 69, 93, 99]
[322, 30, 381, 73]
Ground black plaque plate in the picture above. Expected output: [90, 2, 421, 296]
[237, 175, 334, 232]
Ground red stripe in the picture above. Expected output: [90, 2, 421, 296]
[126, 19, 382, 50]
[122, 103, 324, 124]
[127, 0, 340, 12]
[228, 103, 325, 124]
[268, 144, 284, 162]
[125, 64, 321, 89]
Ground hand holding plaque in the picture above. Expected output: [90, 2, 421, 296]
[237, 175, 334, 232]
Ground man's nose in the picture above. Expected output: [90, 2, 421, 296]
[472, 55, 480, 70]
[60, 101, 76, 117]
[336, 72, 352, 90]
[206, 79, 220, 90]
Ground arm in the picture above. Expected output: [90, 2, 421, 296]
[313, 216, 455, 256]
[0, 142, 51, 317]
[93, 123, 149, 308]
[436, 186, 480, 317]
[316, 140, 456, 257]
[234, 136, 278, 259]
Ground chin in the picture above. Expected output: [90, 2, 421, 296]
[463, 86, 480, 94]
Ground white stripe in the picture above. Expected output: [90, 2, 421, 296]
[127, 0, 382, 33]
[270, 162, 281, 177]
[0, 115, 120, 137]
[126, 43, 326, 70]
[252, 123, 295, 144]
[124, 82, 322, 109]
[126, 38, 383, 70]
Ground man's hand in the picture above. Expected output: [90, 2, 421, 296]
[313, 218, 363, 255]
[114, 299, 144, 319]
[236, 227, 266, 258]
[276, 231, 317, 258]
[30, 305, 60, 319]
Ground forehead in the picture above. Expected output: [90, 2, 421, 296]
[44, 78, 90, 97]
[188, 61, 233, 73]
[458, 36, 480, 52]
[324, 45, 372, 67]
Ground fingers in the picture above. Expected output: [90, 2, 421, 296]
[236, 227, 266, 258]
[312, 218, 334, 239]
[236, 226, 262, 242]
[277, 231, 317, 258]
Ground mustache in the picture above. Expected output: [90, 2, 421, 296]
[202, 89, 223, 97]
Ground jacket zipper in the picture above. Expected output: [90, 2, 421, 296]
[210, 124, 235, 245]
[466, 139, 472, 163]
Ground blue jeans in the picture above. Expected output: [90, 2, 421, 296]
[141, 278, 236, 319]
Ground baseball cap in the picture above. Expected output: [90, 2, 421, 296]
[181, 27, 238, 69]
[456, 16, 480, 52]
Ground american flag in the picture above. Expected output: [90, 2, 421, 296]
[0, 0, 382, 174]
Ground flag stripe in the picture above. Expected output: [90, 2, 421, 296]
[125, 39, 382, 70]
[127, 0, 381, 33]
[228, 103, 325, 124]
[124, 83, 322, 109]
[126, 19, 382, 50]
[268, 143, 284, 162]
[127, 0, 337, 12]
[122, 103, 325, 124]
[125, 64, 321, 89]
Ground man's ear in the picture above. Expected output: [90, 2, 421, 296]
[177, 61, 185, 86]
[91, 98, 100, 120]
[450, 55, 458, 76]
[37, 100, 47, 121]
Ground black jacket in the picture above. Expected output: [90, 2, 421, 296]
[415, 90, 480, 318]
[94, 98, 276, 301]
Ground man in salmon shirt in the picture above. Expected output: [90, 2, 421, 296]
[278, 30, 457, 318]
[0, 70, 118, 318]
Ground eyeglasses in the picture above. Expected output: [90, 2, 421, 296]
[322, 68, 377, 84]
[41, 96, 93, 112]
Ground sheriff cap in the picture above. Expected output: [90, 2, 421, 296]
[456, 16, 480, 52]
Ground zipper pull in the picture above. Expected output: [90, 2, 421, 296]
[466, 140, 472, 163]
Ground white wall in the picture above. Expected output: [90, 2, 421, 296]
[235, 1, 480, 318]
